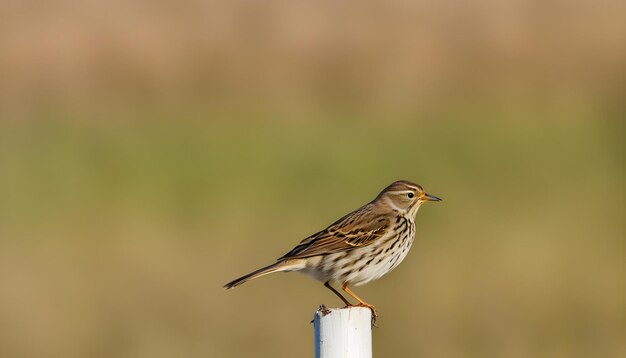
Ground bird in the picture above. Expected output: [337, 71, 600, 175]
[224, 180, 441, 321]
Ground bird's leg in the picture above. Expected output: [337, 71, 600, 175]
[342, 282, 378, 325]
[324, 281, 352, 306]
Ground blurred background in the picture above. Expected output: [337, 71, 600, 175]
[0, 0, 624, 357]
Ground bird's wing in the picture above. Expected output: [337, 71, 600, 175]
[277, 206, 391, 260]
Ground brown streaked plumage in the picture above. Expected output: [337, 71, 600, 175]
[224, 180, 442, 322]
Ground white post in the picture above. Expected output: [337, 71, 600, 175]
[313, 305, 373, 358]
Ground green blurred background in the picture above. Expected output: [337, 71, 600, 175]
[0, 1, 624, 357]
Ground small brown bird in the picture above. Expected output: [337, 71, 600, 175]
[224, 180, 441, 320]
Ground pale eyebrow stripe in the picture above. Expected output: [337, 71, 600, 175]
[387, 190, 415, 195]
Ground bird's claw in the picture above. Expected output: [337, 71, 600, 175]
[358, 304, 378, 328]
[344, 303, 378, 327]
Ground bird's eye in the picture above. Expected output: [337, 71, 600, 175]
[407, 192, 414, 198]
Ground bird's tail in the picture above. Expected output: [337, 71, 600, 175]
[223, 261, 300, 289]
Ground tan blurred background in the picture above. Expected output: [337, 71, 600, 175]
[0, 1, 624, 357]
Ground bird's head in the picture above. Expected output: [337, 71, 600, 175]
[376, 180, 442, 215]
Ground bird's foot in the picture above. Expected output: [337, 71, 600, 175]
[360, 304, 378, 327]
[345, 303, 378, 327]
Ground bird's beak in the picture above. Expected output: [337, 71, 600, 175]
[421, 193, 442, 202]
